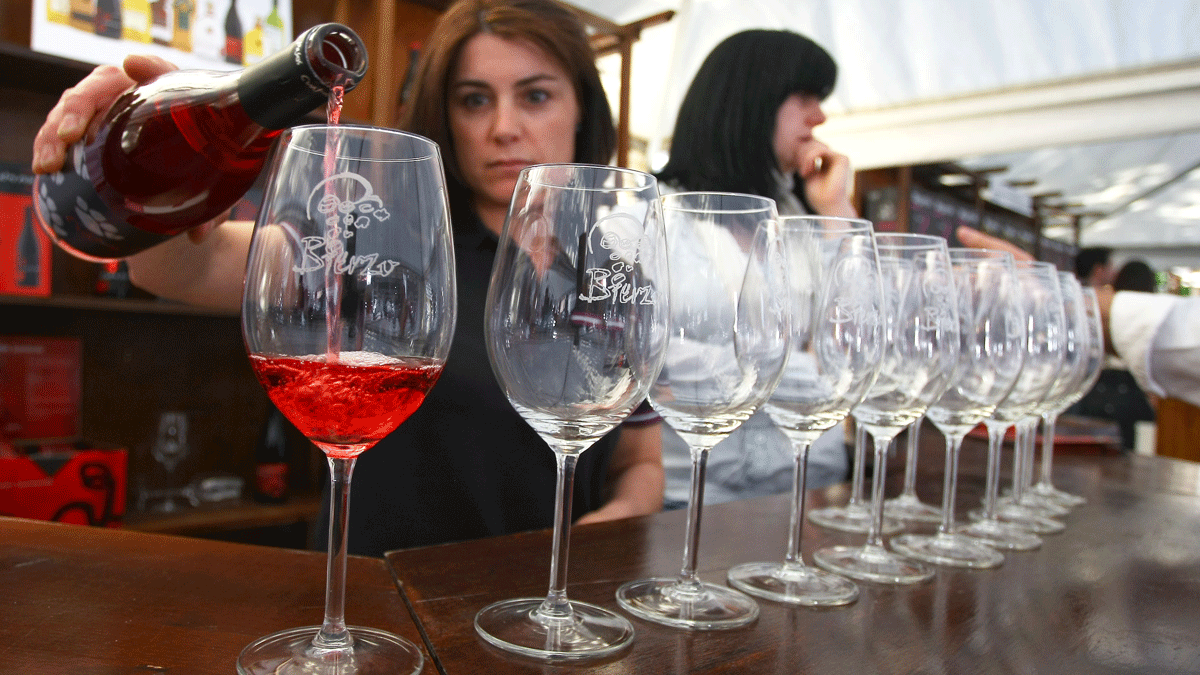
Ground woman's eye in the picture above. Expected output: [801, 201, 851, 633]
[524, 89, 550, 104]
[460, 92, 489, 109]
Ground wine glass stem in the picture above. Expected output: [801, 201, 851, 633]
[677, 447, 710, 587]
[866, 431, 896, 549]
[315, 455, 356, 651]
[983, 424, 1007, 518]
[784, 441, 812, 566]
[1011, 421, 1029, 500]
[1014, 418, 1037, 498]
[1039, 413, 1057, 485]
[937, 433, 964, 534]
[849, 423, 868, 507]
[902, 416, 922, 497]
[541, 451, 579, 619]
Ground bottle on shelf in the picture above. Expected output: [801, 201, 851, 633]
[223, 0, 243, 65]
[150, 0, 172, 46]
[122, 0, 153, 43]
[253, 406, 290, 503]
[262, 0, 285, 56]
[32, 23, 368, 263]
[171, 0, 194, 52]
[95, 260, 131, 297]
[243, 17, 264, 65]
[94, 0, 122, 38]
[47, 0, 71, 25]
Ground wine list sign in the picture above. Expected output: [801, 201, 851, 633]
[32, 0, 293, 72]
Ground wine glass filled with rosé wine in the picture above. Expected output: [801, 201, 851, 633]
[238, 124, 455, 675]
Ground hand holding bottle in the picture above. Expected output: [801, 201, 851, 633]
[32, 55, 177, 175]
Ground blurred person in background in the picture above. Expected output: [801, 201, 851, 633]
[653, 29, 853, 509]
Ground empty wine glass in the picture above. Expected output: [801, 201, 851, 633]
[475, 164, 668, 660]
[616, 192, 789, 629]
[726, 215, 881, 606]
[813, 233, 960, 585]
[238, 125, 454, 675]
[883, 415, 943, 523]
[965, 261, 1066, 538]
[1030, 283, 1104, 507]
[890, 249, 1025, 569]
[808, 418, 904, 535]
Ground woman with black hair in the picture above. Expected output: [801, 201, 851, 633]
[657, 29, 853, 509]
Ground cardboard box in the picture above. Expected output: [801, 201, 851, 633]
[0, 443, 127, 527]
[0, 166, 51, 297]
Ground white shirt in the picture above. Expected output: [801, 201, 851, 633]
[1110, 291, 1200, 408]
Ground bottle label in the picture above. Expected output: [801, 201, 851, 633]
[255, 462, 288, 500]
[33, 145, 170, 261]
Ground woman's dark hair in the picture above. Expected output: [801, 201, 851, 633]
[399, 0, 616, 227]
[1113, 259, 1158, 293]
[656, 29, 837, 202]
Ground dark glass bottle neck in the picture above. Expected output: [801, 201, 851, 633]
[237, 23, 367, 130]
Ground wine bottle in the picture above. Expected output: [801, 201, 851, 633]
[171, 0, 194, 52]
[223, 0, 243, 65]
[253, 406, 290, 503]
[94, 0, 122, 38]
[32, 23, 368, 262]
[150, 0, 172, 46]
[243, 17, 264, 65]
[262, 0, 285, 56]
[122, 0, 153, 43]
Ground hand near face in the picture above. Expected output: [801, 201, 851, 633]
[796, 138, 855, 217]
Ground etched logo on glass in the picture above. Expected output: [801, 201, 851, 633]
[577, 212, 656, 305]
[294, 172, 401, 278]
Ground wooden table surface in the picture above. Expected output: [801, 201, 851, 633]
[1, 517, 427, 674]
[386, 443, 1200, 675]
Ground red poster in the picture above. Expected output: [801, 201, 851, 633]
[0, 337, 81, 442]
[0, 169, 52, 297]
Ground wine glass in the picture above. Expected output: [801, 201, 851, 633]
[238, 125, 455, 675]
[1030, 283, 1103, 507]
[813, 233, 960, 585]
[807, 418, 904, 534]
[616, 192, 789, 629]
[475, 164, 668, 660]
[883, 415, 943, 523]
[964, 261, 1067, 538]
[726, 215, 881, 606]
[890, 249, 1024, 569]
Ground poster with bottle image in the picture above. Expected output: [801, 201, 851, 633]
[31, 0, 291, 72]
[0, 165, 51, 297]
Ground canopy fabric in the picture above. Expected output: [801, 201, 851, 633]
[579, 0, 1200, 251]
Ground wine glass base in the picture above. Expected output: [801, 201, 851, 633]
[890, 532, 1005, 569]
[968, 506, 1065, 535]
[998, 491, 1070, 518]
[957, 517, 1043, 551]
[473, 598, 634, 662]
[813, 544, 934, 585]
[807, 505, 903, 535]
[884, 493, 943, 523]
[237, 625, 423, 675]
[1030, 482, 1087, 507]
[727, 562, 859, 607]
[616, 578, 759, 630]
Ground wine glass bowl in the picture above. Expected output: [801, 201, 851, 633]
[475, 164, 668, 660]
[616, 192, 788, 629]
[238, 125, 455, 675]
[889, 248, 1024, 569]
[726, 215, 881, 606]
[813, 233, 960, 585]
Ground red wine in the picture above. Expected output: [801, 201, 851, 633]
[249, 352, 443, 459]
[33, 23, 368, 262]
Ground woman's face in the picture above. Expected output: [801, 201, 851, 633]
[448, 33, 581, 213]
[772, 92, 827, 174]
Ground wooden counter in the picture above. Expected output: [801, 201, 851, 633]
[0, 517, 426, 674]
[386, 446, 1200, 675]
